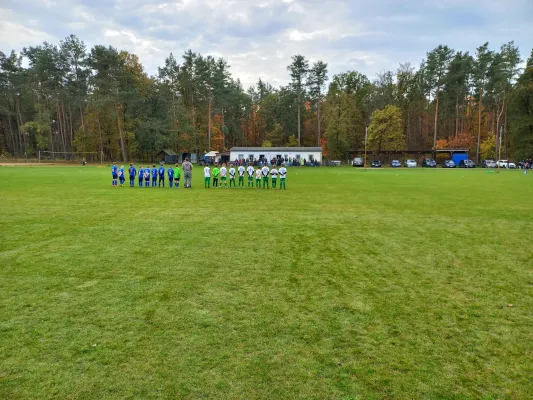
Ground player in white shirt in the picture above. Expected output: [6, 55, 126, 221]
[237, 165, 246, 188]
[219, 163, 227, 188]
[261, 165, 270, 189]
[229, 164, 236, 188]
[247, 165, 255, 188]
[278, 164, 287, 190]
[255, 167, 262, 189]
[203, 165, 211, 188]
[270, 167, 278, 189]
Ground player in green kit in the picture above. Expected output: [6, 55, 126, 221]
[270, 166, 278, 189]
[220, 163, 227, 188]
[174, 163, 181, 188]
[204, 165, 211, 188]
[229, 164, 236, 188]
[247, 164, 255, 188]
[237, 164, 245, 188]
[255, 167, 262, 188]
[261, 165, 270, 189]
[279, 163, 287, 190]
[212, 164, 220, 188]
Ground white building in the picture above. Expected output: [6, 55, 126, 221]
[229, 147, 322, 163]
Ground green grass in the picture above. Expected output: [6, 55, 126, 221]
[1, 165, 532, 399]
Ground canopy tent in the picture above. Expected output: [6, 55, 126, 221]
[205, 151, 219, 158]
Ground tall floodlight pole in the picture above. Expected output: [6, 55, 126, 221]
[498, 124, 503, 173]
[364, 126, 368, 170]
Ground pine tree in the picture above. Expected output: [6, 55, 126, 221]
[287, 55, 309, 146]
[510, 50, 533, 159]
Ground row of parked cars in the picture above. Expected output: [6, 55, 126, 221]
[353, 158, 457, 168]
[352, 158, 528, 168]
[352, 158, 432, 168]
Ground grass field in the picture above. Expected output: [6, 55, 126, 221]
[1, 165, 532, 399]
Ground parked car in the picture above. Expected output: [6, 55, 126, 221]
[422, 158, 437, 168]
[404, 159, 417, 168]
[442, 160, 456, 168]
[371, 160, 382, 168]
[497, 160, 516, 168]
[390, 160, 402, 168]
[482, 159, 497, 168]
[352, 157, 364, 167]
[459, 159, 476, 168]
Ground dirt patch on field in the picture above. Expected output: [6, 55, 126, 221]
[0, 162, 42, 166]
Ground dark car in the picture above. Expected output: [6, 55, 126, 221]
[442, 160, 456, 168]
[352, 157, 364, 167]
[371, 160, 382, 168]
[459, 159, 476, 168]
[422, 158, 437, 168]
[390, 160, 402, 168]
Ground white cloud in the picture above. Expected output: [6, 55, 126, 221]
[375, 15, 422, 23]
[0, 9, 54, 49]
[42, 0, 57, 8]
[286, 29, 319, 42]
[1, 0, 531, 88]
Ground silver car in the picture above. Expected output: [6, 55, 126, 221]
[497, 160, 516, 168]
[483, 160, 497, 168]
[404, 159, 417, 168]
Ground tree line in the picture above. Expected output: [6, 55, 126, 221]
[0, 35, 532, 162]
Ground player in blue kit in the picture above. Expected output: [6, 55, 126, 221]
[118, 165, 126, 187]
[111, 163, 118, 187]
[167, 166, 174, 188]
[128, 163, 136, 187]
[158, 165, 165, 187]
[144, 167, 150, 187]
[138, 165, 143, 187]
[151, 164, 157, 187]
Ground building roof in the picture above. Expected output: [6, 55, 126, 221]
[230, 147, 322, 152]
[158, 149, 177, 156]
[435, 149, 469, 152]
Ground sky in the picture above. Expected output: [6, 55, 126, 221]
[0, 0, 532, 88]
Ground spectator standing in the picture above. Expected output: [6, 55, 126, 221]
[182, 158, 193, 188]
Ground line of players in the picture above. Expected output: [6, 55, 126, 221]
[203, 163, 287, 189]
[110, 162, 288, 189]
[111, 163, 182, 188]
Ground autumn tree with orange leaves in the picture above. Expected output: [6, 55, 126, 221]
[1, 36, 529, 162]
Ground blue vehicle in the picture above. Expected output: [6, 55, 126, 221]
[198, 152, 218, 166]
[198, 154, 214, 166]
[452, 153, 468, 165]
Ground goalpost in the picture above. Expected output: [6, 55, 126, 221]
[39, 150, 104, 164]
